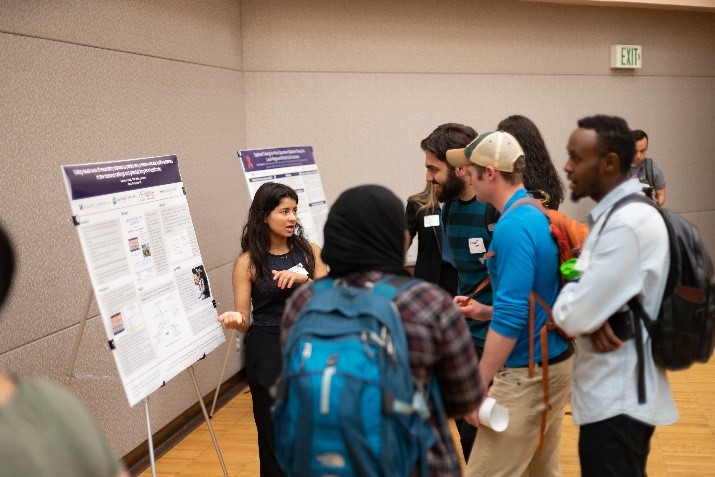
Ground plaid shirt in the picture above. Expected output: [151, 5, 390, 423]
[281, 271, 485, 476]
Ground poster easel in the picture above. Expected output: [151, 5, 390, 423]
[64, 287, 229, 477]
[62, 155, 228, 476]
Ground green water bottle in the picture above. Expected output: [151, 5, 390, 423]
[560, 258, 581, 281]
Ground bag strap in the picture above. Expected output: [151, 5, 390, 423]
[528, 291, 559, 456]
[627, 296, 649, 404]
[645, 158, 655, 189]
[376, 274, 436, 477]
[598, 192, 666, 405]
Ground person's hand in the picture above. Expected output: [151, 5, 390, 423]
[589, 321, 623, 352]
[272, 269, 310, 289]
[454, 296, 492, 321]
[218, 311, 248, 332]
[464, 406, 482, 428]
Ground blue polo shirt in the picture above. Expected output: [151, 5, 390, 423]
[487, 189, 569, 366]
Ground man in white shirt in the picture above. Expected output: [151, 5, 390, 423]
[553, 115, 677, 477]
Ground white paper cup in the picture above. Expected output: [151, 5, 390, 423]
[478, 397, 509, 432]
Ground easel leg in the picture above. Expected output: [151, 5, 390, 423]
[65, 288, 94, 381]
[189, 365, 229, 477]
[144, 397, 157, 477]
[210, 329, 237, 417]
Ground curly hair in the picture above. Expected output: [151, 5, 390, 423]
[240, 182, 315, 282]
[497, 115, 564, 210]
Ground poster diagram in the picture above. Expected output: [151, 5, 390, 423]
[62, 155, 225, 406]
[239, 146, 328, 246]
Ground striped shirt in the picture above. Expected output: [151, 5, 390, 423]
[281, 271, 485, 477]
[442, 197, 493, 348]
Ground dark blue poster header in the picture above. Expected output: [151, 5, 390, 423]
[62, 155, 181, 200]
[239, 146, 315, 172]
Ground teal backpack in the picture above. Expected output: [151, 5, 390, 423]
[272, 275, 442, 477]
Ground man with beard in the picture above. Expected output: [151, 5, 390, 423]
[421, 123, 493, 462]
[553, 115, 677, 476]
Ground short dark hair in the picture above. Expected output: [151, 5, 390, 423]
[420, 123, 477, 163]
[631, 129, 648, 142]
[577, 115, 634, 173]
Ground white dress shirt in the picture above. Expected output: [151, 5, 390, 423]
[553, 179, 678, 426]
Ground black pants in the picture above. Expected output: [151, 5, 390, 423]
[455, 417, 478, 462]
[455, 344, 483, 462]
[245, 327, 286, 477]
[579, 414, 655, 477]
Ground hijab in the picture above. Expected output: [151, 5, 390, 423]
[322, 185, 408, 277]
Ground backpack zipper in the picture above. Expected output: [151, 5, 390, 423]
[320, 355, 338, 415]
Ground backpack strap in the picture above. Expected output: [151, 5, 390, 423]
[528, 290, 561, 456]
[627, 296, 649, 404]
[374, 274, 436, 477]
[645, 158, 655, 189]
[598, 192, 664, 404]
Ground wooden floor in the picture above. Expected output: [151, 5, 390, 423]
[137, 359, 715, 476]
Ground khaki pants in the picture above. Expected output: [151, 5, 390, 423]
[465, 356, 573, 477]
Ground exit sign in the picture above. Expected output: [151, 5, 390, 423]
[611, 44, 642, 69]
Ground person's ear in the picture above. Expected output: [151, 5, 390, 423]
[602, 152, 621, 173]
[455, 166, 469, 178]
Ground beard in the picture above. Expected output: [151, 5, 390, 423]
[437, 168, 464, 202]
[570, 190, 584, 202]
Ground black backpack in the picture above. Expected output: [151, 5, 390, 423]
[602, 193, 715, 403]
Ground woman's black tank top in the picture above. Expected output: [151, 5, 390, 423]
[250, 248, 308, 327]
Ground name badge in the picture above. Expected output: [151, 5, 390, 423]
[468, 238, 487, 254]
[424, 215, 440, 227]
[288, 263, 309, 276]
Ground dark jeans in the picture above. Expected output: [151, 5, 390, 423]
[456, 344, 483, 462]
[579, 414, 655, 477]
[455, 417, 478, 462]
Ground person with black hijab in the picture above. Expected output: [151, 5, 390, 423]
[280, 184, 485, 476]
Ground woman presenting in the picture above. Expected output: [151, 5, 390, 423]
[218, 182, 327, 476]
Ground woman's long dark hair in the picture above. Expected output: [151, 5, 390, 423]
[498, 115, 565, 210]
[240, 182, 315, 282]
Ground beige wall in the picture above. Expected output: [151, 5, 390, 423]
[0, 0, 713, 460]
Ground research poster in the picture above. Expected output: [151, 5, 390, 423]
[62, 155, 225, 406]
[239, 146, 328, 246]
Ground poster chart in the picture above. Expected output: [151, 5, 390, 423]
[62, 155, 225, 406]
[239, 146, 328, 246]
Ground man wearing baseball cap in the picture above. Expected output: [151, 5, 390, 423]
[448, 131, 573, 477]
